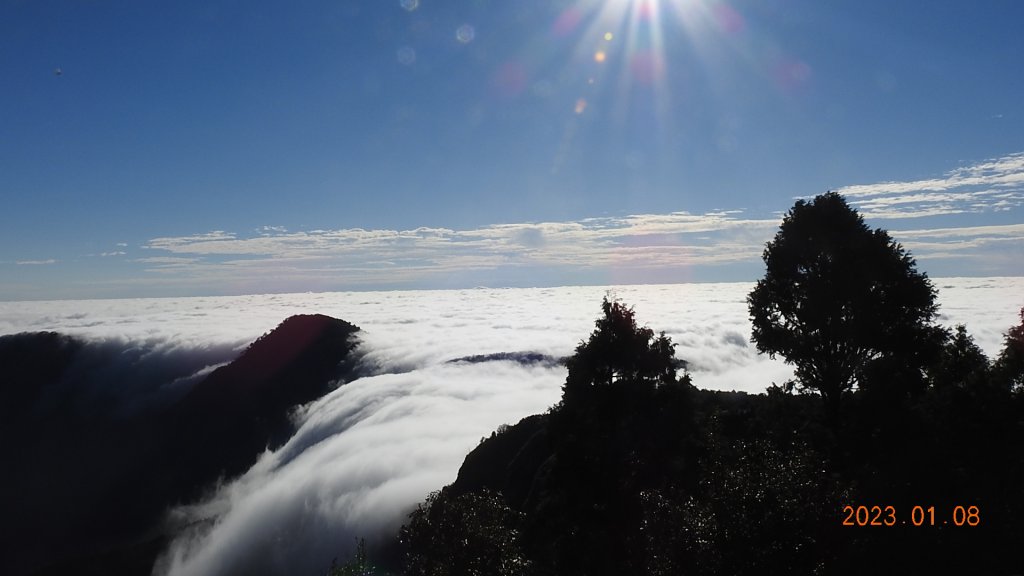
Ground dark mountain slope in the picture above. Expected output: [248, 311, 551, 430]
[184, 313, 360, 412]
[0, 331, 83, 430]
[448, 414, 551, 510]
[0, 314, 362, 576]
[163, 314, 362, 502]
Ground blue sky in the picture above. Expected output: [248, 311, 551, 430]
[2, 0, 1023, 300]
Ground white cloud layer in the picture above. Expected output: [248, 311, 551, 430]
[135, 212, 780, 292]
[837, 152, 1024, 219]
[120, 153, 1023, 294]
[4, 279, 1022, 576]
[3, 153, 1022, 300]
[154, 362, 565, 576]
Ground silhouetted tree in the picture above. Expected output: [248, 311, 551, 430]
[395, 291, 1024, 576]
[993, 307, 1024, 392]
[930, 324, 989, 391]
[748, 192, 940, 420]
[563, 297, 680, 397]
[535, 297, 694, 575]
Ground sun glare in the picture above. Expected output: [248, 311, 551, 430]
[542, 0, 778, 126]
[555, 0, 684, 123]
[534, 0, 797, 174]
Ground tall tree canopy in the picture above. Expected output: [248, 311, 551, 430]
[747, 192, 940, 414]
[563, 296, 680, 395]
[994, 307, 1024, 391]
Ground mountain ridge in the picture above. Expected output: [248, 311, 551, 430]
[0, 314, 362, 576]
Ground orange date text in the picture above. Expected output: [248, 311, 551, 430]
[841, 505, 980, 527]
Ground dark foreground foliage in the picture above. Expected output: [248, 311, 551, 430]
[389, 195, 1024, 576]
[391, 299, 1024, 576]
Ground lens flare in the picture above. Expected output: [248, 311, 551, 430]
[520, 0, 805, 170]
[396, 46, 416, 66]
[553, 7, 584, 37]
[455, 24, 476, 44]
[492, 61, 528, 98]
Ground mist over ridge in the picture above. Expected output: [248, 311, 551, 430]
[3, 278, 1021, 375]
[1, 278, 1022, 575]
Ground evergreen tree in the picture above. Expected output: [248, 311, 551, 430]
[748, 192, 941, 419]
[994, 307, 1024, 392]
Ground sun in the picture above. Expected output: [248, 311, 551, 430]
[555, 0, 680, 121]
[548, 0, 751, 119]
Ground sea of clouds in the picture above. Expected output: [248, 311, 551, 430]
[2, 278, 1021, 575]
